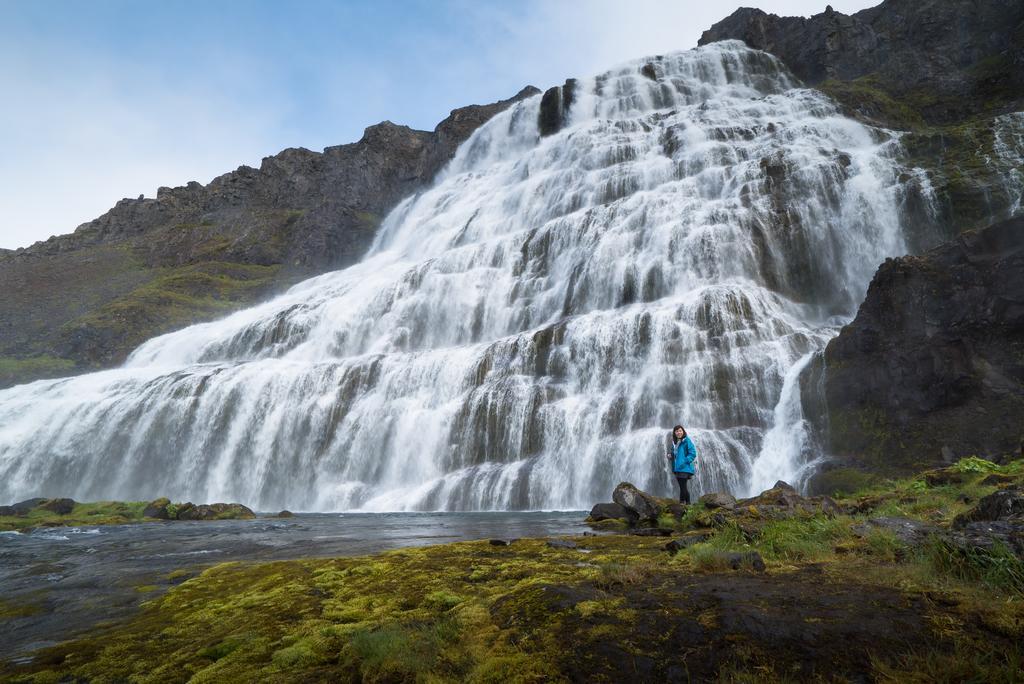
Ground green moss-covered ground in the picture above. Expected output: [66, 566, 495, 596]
[4, 459, 1022, 682]
[0, 501, 151, 533]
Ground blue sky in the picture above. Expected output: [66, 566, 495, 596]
[0, 0, 879, 249]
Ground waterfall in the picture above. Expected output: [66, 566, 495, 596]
[992, 112, 1024, 218]
[1, 41, 922, 510]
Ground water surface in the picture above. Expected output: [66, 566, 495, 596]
[0, 511, 588, 661]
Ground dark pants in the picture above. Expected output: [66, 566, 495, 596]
[675, 473, 692, 504]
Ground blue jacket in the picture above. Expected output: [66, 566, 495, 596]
[671, 435, 697, 474]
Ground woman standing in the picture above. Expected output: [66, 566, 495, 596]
[666, 425, 697, 504]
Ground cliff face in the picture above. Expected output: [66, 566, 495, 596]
[700, 0, 1024, 243]
[699, 0, 1024, 125]
[0, 86, 538, 386]
[823, 217, 1024, 474]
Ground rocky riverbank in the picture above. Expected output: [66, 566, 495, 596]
[4, 458, 1022, 682]
[0, 497, 256, 533]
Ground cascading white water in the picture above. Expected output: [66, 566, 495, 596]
[1, 42, 924, 510]
[992, 112, 1024, 217]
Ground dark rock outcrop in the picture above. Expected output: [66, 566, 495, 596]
[0, 86, 539, 388]
[143, 497, 172, 520]
[698, 0, 1024, 125]
[39, 498, 76, 515]
[538, 79, 578, 137]
[824, 217, 1024, 474]
[611, 482, 661, 522]
[0, 498, 47, 516]
[588, 502, 639, 523]
[174, 502, 255, 521]
[699, 492, 737, 510]
[850, 516, 942, 546]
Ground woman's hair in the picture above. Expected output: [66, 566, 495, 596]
[672, 424, 687, 442]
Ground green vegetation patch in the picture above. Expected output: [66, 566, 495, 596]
[0, 500, 150, 532]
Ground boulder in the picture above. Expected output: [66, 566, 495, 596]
[175, 502, 255, 521]
[850, 517, 941, 546]
[274, 510, 295, 518]
[40, 498, 76, 515]
[700, 492, 737, 510]
[611, 482, 660, 521]
[588, 502, 639, 523]
[489, 539, 513, 546]
[664, 530, 715, 555]
[948, 520, 1024, 559]
[143, 497, 172, 519]
[708, 551, 766, 572]
[953, 487, 1024, 528]
[546, 539, 578, 549]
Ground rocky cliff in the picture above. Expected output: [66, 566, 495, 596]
[699, 0, 1024, 125]
[700, 0, 1024, 241]
[0, 87, 538, 387]
[822, 217, 1024, 476]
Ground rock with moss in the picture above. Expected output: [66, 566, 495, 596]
[142, 497, 172, 519]
[824, 218, 1024, 476]
[611, 482, 660, 522]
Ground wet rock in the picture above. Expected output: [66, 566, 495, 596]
[546, 539, 578, 549]
[640, 62, 658, 81]
[40, 498, 76, 515]
[143, 497, 171, 520]
[588, 502, 639, 523]
[850, 517, 941, 546]
[611, 482, 660, 522]
[941, 446, 957, 464]
[489, 539, 513, 546]
[953, 487, 1024, 528]
[274, 510, 295, 518]
[664, 503, 687, 519]
[176, 502, 255, 521]
[700, 492, 737, 510]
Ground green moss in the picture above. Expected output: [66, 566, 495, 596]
[0, 598, 43, 620]
[0, 499, 151, 532]
[60, 261, 282, 365]
[0, 354, 77, 387]
[8, 463, 1024, 682]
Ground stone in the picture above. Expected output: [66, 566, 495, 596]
[710, 551, 766, 572]
[948, 520, 1024, 559]
[611, 482, 660, 521]
[664, 530, 714, 555]
[274, 510, 295, 518]
[850, 517, 941, 546]
[953, 487, 1024, 528]
[40, 498, 76, 515]
[546, 539, 578, 549]
[143, 497, 171, 519]
[700, 492, 737, 510]
[489, 539, 513, 546]
[588, 502, 639, 523]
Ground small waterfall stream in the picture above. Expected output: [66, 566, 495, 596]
[0, 42, 947, 510]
